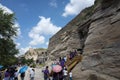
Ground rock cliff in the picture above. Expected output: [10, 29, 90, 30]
[48, 0, 120, 80]
[24, 48, 47, 62]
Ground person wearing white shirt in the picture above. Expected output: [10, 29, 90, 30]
[29, 66, 33, 78]
[30, 69, 35, 80]
[63, 68, 68, 80]
[14, 70, 19, 80]
[69, 70, 72, 80]
[64, 56, 67, 62]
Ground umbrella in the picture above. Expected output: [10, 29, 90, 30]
[52, 65, 62, 73]
[19, 66, 28, 73]
[0, 65, 3, 69]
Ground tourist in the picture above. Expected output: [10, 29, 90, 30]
[30, 69, 35, 80]
[14, 70, 19, 80]
[52, 72, 57, 80]
[60, 58, 65, 69]
[59, 57, 62, 62]
[43, 66, 50, 80]
[59, 70, 63, 80]
[64, 56, 67, 62]
[9, 67, 15, 80]
[20, 72, 25, 80]
[4, 68, 10, 80]
[63, 67, 68, 80]
[69, 51, 73, 60]
[29, 66, 33, 79]
[69, 70, 72, 80]
[51, 62, 56, 69]
[73, 50, 77, 57]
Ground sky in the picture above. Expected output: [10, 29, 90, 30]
[0, 0, 95, 55]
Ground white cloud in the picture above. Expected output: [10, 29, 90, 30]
[19, 46, 31, 55]
[29, 16, 61, 46]
[13, 22, 21, 37]
[16, 42, 21, 48]
[62, 0, 95, 17]
[49, 0, 57, 8]
[29, 35, 45, 46]
[0, 3, 13, 14]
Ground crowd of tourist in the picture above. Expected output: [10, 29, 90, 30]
[0, 66, 19, 80]
[0, 65, 35, 80]
[42, 50, 79, 80]
[0, 49, 82, 80]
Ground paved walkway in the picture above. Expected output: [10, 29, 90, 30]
[34, 68, 44, 80]
[18, 68, 44, 80]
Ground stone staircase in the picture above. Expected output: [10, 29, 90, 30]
[49, 55, 82, 76]
[65, 55, 82, 72]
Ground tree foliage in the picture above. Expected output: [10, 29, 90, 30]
[20, 57, 34, 66]
[0, 8, 19, 66]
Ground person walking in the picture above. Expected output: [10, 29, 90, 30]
[20, 72, 25, 80]
[69, 70, 72, 80]
[4, 69, 10, 80]
[63, 68, 68, 80]
[30, 69, 35, 80]
[9, 68, 15, 80]
[43, 66, 50, 80]
[14, 70, 19, 80]
[29, 66, 33, 78]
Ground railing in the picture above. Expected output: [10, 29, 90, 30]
[65, 55, 82, 72]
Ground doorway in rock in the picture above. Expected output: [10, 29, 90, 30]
[78, 20, 91, 54]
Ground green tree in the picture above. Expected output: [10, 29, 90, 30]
[19, 57, 34, 66]
[0, 8, 19, 66]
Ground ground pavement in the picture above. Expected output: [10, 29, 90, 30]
[18, 68, 44, 80]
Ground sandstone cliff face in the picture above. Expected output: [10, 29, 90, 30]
[48, 24, 80, 58]
[47, 4, 93, 58]
[73, 0, 120, 80]
[24, 48, 47, 61]
[48, 0, 120, 80]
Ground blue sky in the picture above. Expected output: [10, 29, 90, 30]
[0, 0, 94, 55]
